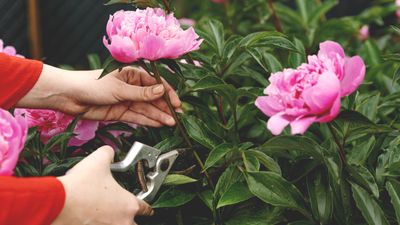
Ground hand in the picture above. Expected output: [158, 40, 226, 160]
[16, 65, 182, 127]
[53, 146, 153, 225]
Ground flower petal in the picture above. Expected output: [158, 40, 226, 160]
[302, 71, 341, 115]
[318, 41, 345, 58]
[267, 113, 290, 135]
[255, 96, 284, 117]
[290, 116, 317, 135]
[340, 56, 366, 97]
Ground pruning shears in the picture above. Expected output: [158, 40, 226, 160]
[110, 142, 179, 203]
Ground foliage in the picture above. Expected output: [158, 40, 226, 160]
[18, 0, 400, 224]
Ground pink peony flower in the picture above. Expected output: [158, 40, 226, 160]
[103, 8, 203, 63]
[0, 39, 24, 58]
[358, 25, 369, 41]
[255, 41, 365, 135]
[0, 108, 27, 175]
[14, 109, 98, 147]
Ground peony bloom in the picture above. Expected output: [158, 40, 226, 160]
[103, 8, 203, 63]
[255, 41, 365, 135]
[14, 109, 98, 147]
[0, 39, 24, 58]
[0, 108, 27, 175]
[358, 25, 369, 41]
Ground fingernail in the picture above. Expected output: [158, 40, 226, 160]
[150, 210, 155, 216]
[167, 116, 175, 125]
[152, 85, 164, 95]
[175, 108, 183, 114]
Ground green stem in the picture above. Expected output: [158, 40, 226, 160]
[327, 123, 347, 167]
[150, 61, 214, 189]
[267, 0, 283, 32]
[162, 0, 171, 13]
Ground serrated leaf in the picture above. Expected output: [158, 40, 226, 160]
[163, 174, 197, 186]
[350, 182, 389, 225]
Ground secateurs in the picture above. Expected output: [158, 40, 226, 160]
[110, 142, 179, 203]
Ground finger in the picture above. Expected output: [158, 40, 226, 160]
[151, 99, 170, 115]
[118, 83, 165, 102]
[131, 103, 175, 126]
[68, 146, 115, 174]
[120, 110, 164, 127]
[168, 89, 182, 108]
[135, 198, 154, 216]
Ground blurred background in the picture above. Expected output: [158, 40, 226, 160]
[0, 0, 380, 67]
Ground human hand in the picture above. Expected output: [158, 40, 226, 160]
[17, 65, 182, 127]
[53, 146, 153, 225]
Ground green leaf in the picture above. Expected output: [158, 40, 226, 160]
[245, 171, 308, 217]
[44, 132, 74, 153]
[348, 164, 379, 198]
[259, 136, 324, 161]
[308, 0, 338, 25]
[159, 59, 184, 78]
[215, 165, 242, 197]
[307, 171, 333, 224]
[242, 151, 260, 172]
[181, 115, 223, 149]
[198, 19, 225, 57]
[198, 190, 213, 210]
[42, 157, 83, 176]
[239, 32, 297, 52]
[87, 54, 102, 70]
[152, 188, 196, 208]
[245, 150, 281, 175]
[350, 182, 389, 225]
[386, 180, 400, 224]
[217, 182, 254, 209]
[163, 174, 197, 186]
[154, 136, 183, 152]
[204, 143, 235, 170]
[104, 0, 132, 5]
[99, 57, 129, 79]
[227, 206, 283, 225]
[363, 39, 381, 67]
[287, 221, 316, 225]
[335, 110, 393, 139]
[288, 38, 306, 68]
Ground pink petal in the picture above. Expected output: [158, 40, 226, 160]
[290, 116, 317, 135]
[267, 113, 290, 135]
[318, 41, 345, 58]
[103, 36, 138, 63]
[140, 35, 166, 61]
[303, 71, 341, 115]
[255, 96, 284, 117]
[317, 95, 341, 123]
[340, 56, 365, 97]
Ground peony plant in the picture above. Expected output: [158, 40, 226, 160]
[14, 0, 400, 225]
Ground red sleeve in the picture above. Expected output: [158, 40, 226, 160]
[0, 176, 66, 225]
[0, 53, 43, 109]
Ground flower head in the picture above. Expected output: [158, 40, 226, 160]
[103, 8, 203, 63]
[358, 25, 369, 41]
[14, 109, 98, 147]
[0, 108, 27, 175]
[255, 41, 365, 135]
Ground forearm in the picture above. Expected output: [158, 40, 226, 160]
[15, 64, 101, 111]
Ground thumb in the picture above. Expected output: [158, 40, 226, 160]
[67, 146, 115, 175]
[120, 84, 165, 102]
